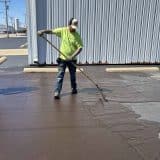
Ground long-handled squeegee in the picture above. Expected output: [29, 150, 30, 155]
[41, 35, 108, 102]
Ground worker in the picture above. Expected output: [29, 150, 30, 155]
[38, 18, 83, 99]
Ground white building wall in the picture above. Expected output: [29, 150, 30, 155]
[26, 0, 160, 65]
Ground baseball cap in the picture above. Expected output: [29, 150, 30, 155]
[71, 19, 78, 29]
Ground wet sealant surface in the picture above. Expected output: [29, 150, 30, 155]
[0, 66, 160, 160]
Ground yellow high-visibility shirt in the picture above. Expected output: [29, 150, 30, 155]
[52, 27, 83, 60]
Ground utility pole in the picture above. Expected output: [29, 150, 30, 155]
[5, 0, 9, 38]
[0, 0, 10, 38]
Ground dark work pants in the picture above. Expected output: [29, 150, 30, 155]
[54, 59, 77, 94]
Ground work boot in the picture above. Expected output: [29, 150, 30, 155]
[72, 89, 78, 94]
[34, 61, 46, 67]
[54, 92, 60, 99]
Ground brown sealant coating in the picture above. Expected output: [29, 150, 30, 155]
[0, 67, 160, 160]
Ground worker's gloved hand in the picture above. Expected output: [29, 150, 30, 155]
[56, 57, 61, 64]
[37, 30, 45, 36]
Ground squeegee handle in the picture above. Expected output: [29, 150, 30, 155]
[41, 35, 97, 85]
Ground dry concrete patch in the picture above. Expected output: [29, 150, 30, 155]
[123, 102, 160, 123]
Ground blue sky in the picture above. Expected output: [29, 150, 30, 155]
[0, 0, 26, 26]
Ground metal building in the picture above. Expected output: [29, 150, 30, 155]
[26, 0, 160, 65]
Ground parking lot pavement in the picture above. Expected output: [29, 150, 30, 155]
[0, 66, 160, 160]
[0, 36, 27, 49]
[0, 55, 28, 68]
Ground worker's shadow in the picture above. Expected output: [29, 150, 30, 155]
[0, 87, 39, 95]
[61, 87, 112, 97]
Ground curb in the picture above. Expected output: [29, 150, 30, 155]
[23, 67, 84, 73]
[106, 67, 160, 72]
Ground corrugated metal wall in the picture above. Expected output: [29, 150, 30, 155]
[27, 0, 160, 65]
